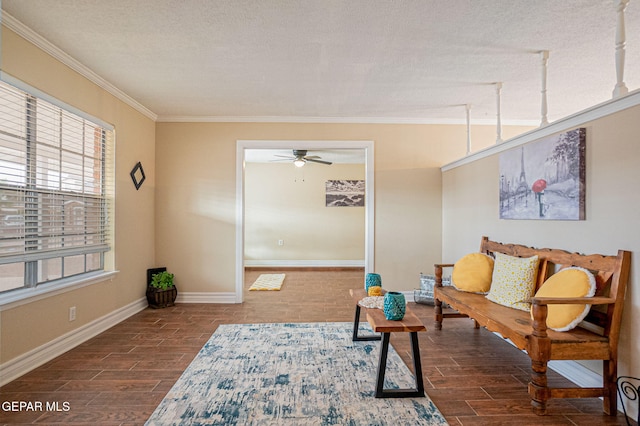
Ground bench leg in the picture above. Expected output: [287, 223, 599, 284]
[529, 359, 549, 415]
[434, 299, 443, 330]
[352, 305, 381, 342]
[529, 304, 552, 415]
[375, 331, 425, 398]
[603, 359, 617, 415]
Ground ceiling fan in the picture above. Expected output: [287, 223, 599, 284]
[273, 149, 333, 167]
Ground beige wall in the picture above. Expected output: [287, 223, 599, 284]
[0, 27, 156, 363]
[441, 105, 640, 383]
[155, 122, 532, 294]
[245, 162, 365, 263]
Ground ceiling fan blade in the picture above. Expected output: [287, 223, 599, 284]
[304, 155, 321, 159]
[273, 155, 295, 159]
[305, 158, 333, 165]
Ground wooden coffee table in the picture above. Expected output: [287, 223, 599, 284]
[349, 288, 426, 398]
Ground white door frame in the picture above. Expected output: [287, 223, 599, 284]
[235, 140, 375, 302]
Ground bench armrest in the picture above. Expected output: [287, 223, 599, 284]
[531, 296, 615, 306]
[530, 296, 616, 338]
[433, 263, 455, 287]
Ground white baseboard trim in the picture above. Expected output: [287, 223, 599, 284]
[244, 260, 365, 268]
[547, 360, 602, 388]
[176, 292, 238, 304]
[0, 297, 147, 387]
[404, 290, 418, 302]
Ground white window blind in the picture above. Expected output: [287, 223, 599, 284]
[0, 79, 114, 291]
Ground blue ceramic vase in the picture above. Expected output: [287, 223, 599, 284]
[383, 292, 406, 320]
[365, 273, 382, 292]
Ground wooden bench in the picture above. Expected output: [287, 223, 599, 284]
[433, 236, 631, 416]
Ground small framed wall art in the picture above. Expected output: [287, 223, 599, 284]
[130, 161, 146, 190]
[325, 179, 365, 207]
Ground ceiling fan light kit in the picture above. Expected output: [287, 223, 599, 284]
[274, 149, 333, 167]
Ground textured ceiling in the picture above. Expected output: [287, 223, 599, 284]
[2, 1, 639, 124]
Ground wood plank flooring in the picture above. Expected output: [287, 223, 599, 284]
[0, 269, 634, 425]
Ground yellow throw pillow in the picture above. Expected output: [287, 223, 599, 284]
[531, 266, 596, 332]
[486, 252, 539, 311]
[451, 253, 494, 293]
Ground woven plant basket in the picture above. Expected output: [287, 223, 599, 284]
[146, 286, 177, 309]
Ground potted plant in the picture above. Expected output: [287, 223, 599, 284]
[146, 267, 177, 308]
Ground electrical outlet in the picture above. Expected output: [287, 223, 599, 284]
[69, 306, 76, 321]
[278, 239, 284, 246]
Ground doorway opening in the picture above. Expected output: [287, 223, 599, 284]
[235, 140, 375, 302]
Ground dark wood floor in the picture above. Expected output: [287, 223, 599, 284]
[0, 269, 634, 425]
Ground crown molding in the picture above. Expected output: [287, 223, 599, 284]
[442, 88, 640, 171]
[157, 114, 539, 126]
[1, 12, 158, 121]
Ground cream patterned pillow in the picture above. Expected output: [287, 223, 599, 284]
[486, 252, 540, 311]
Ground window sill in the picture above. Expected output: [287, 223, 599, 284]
[0, 270, 120, 310]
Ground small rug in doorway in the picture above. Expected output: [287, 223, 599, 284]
[248, 273, 285, 291]
[146, 322, 448, 425]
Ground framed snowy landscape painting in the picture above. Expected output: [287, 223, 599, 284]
[499, 128, 586, 220]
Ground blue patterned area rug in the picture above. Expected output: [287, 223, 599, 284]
[146, 322, 448, 426]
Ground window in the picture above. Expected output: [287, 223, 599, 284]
[0, 79, 114, 296]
